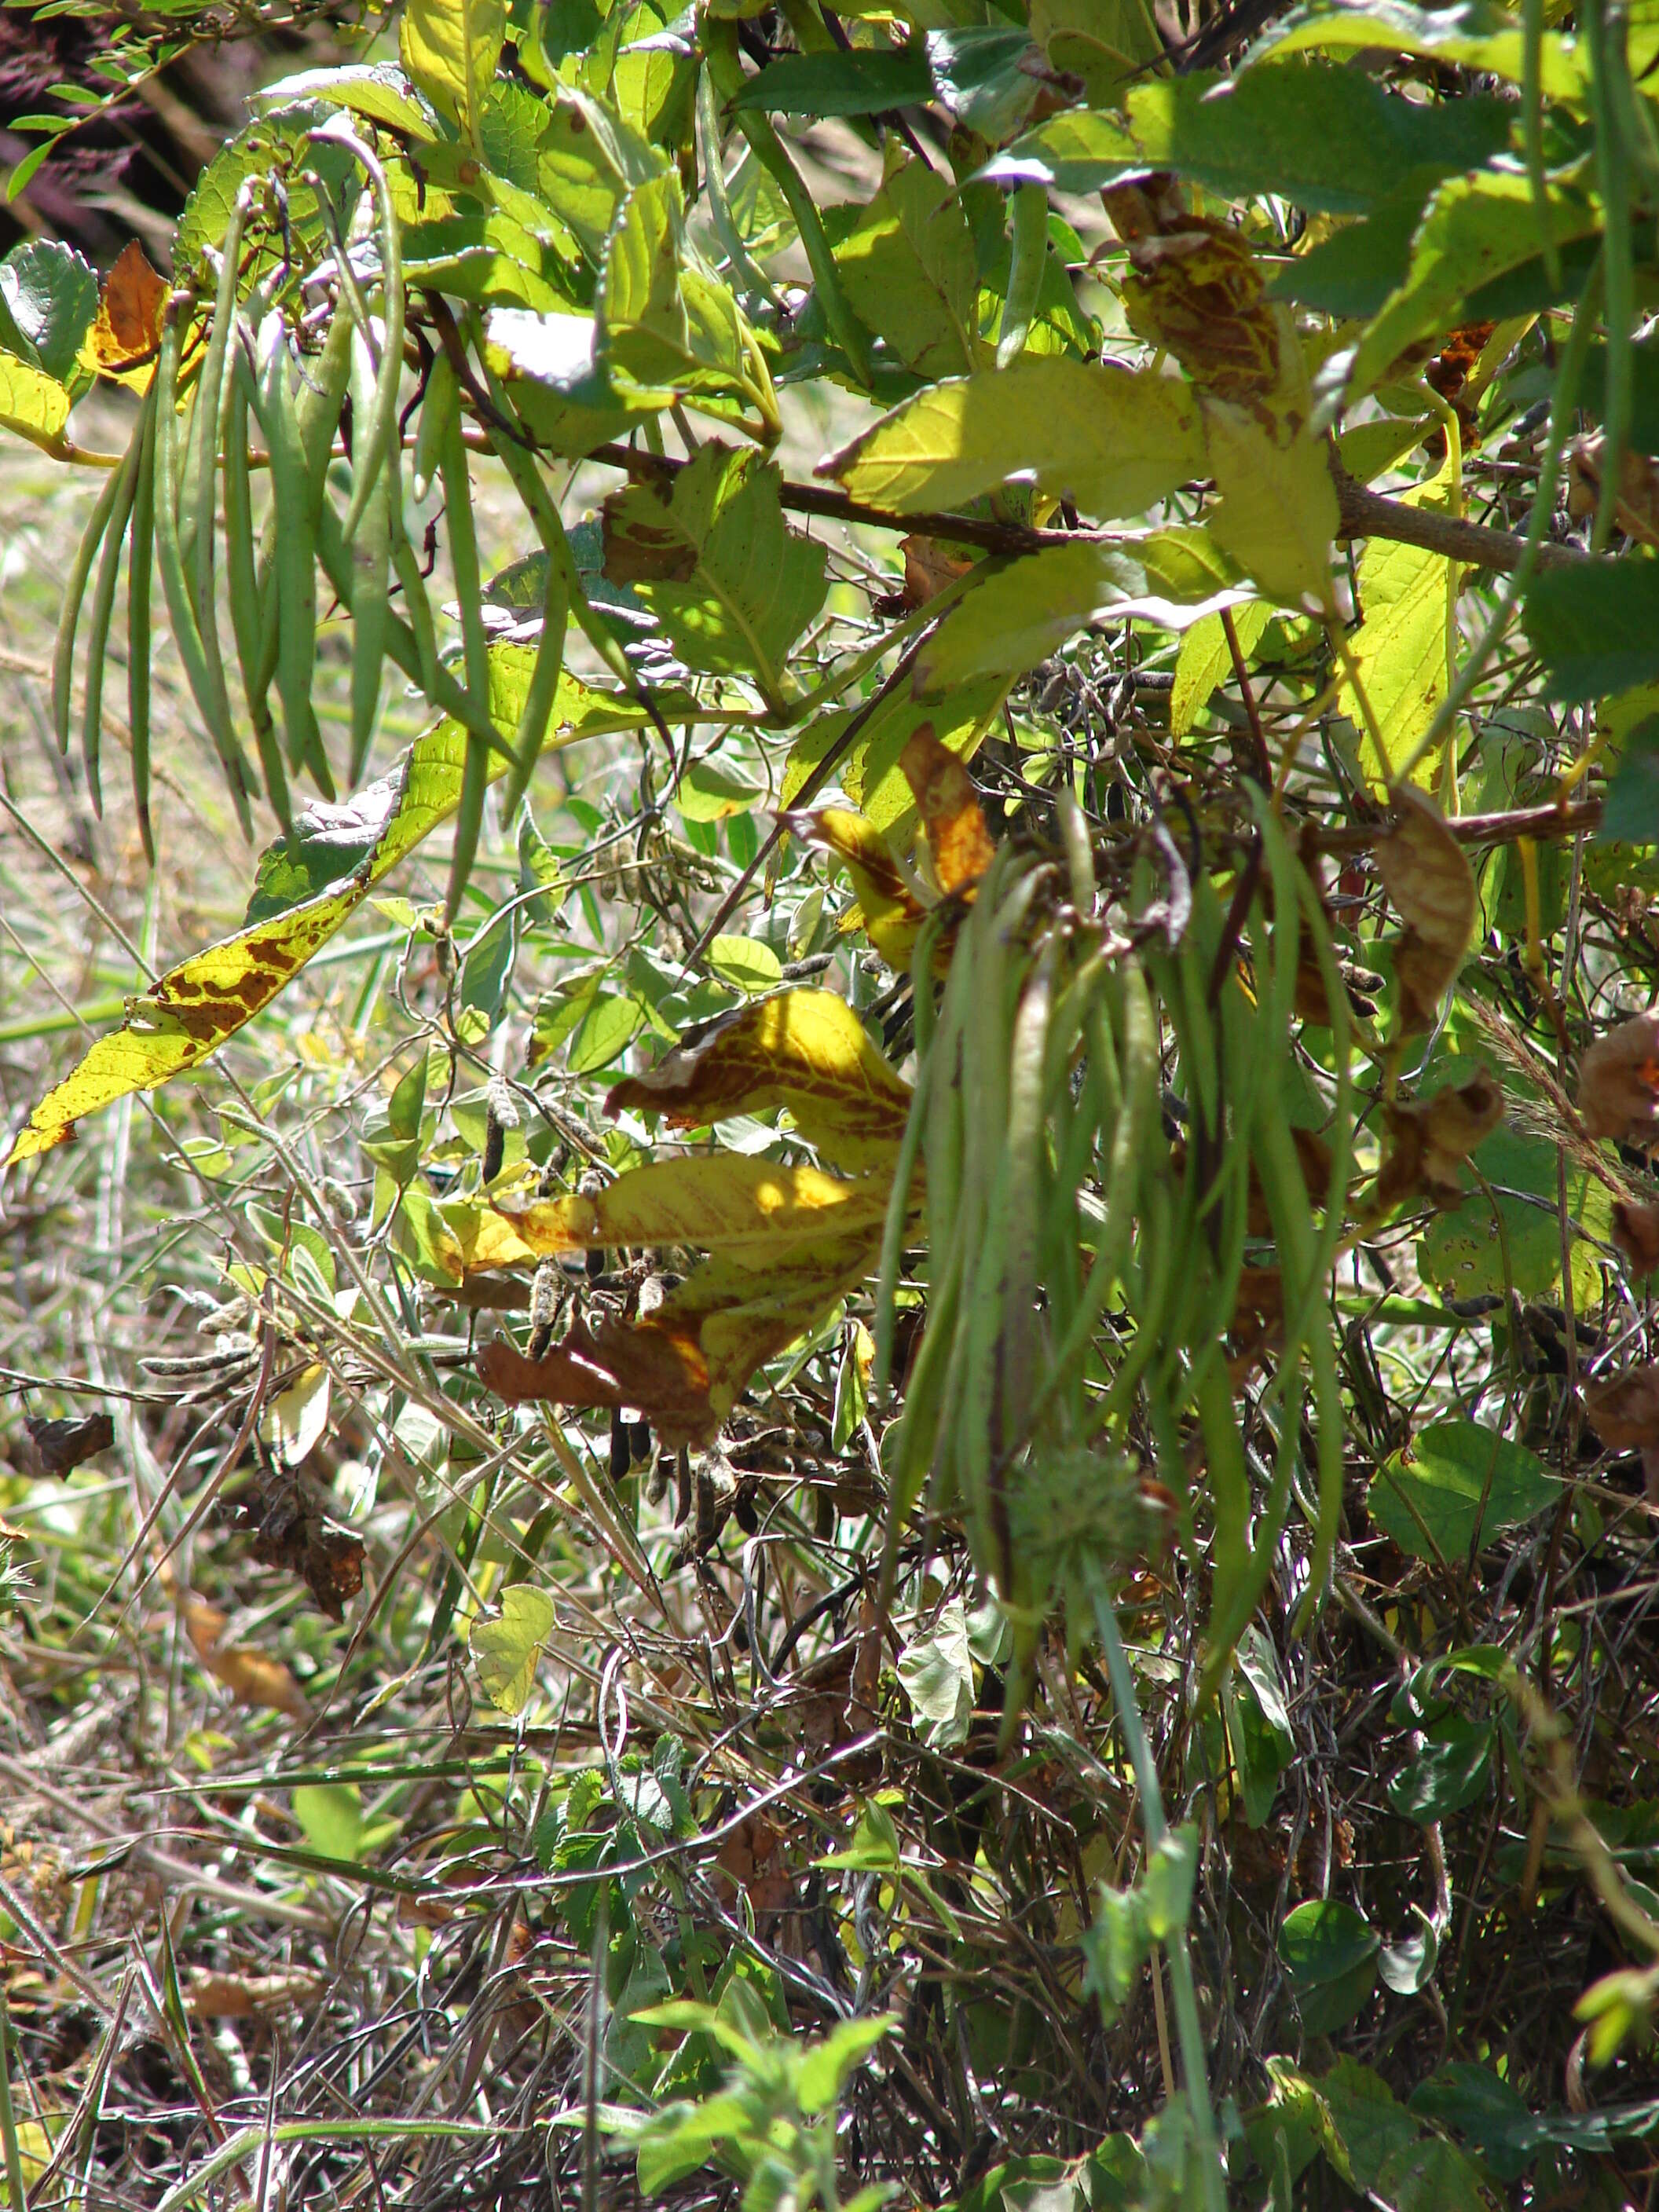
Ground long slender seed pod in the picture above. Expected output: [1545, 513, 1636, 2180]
[126, 395, 157, 862]
[441, 405, 495, 920]
[256, 317, 330, 789]
[497, 544, 569, 821]
[412, 349, 457, 507]
[347, 324, 392, 780]
[996, 182, 1049, 369]
[189, 189, 248, 639]
[322, 122, 405, 545]
[153, 296, 255, 837]
[52, 460, 126, 756]
[225, 345, 290, 829]
[79, 383, 152, 815]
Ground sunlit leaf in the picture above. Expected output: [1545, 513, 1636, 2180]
[471, 1586, 556, 1715]
[606, 987, 912, 1170]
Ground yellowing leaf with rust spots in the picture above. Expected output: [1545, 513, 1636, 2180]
[605, 987, 911, 1171]
[475, 1155, 894, 1271]
[4, 663, 661, 1170]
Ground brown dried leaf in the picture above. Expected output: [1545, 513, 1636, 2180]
[237, 1467, 364, 1622]
[19, 1412, 114, 1475]
[605, 987, 912, 1173]
[1375, 1069, 1504, 1213]
[183, 1598, 312, 1721]
[899, 535, 974, 607]
[90, 240, 167, 375]
[185, 1968, 320, 2020]
[1583, 1365, 1659, 1503]
[1375, 789, 1476, 1034]
[480, 1232, 881, 1448]
[1578, 1011, 1659, 1149]
[1613, 1198, 1659, 1276]
[900, 723, 995, 895]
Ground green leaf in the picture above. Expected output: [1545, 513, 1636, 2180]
[833, 154, 978, 380]
[569, 991, 646, 1071]
[1201, 407, 1337, 610]
[602, 444, 826, 701]
[471, 1585, 556, 1713]
[0, 350, 69, 448]
[1170, 602, 1269, 737]
[1525, 556, 1659, 701]
[794, 2016, 898, 2116]
[1347, 171, 1598, 401]
[1416, 1122, 1613, 1306]
[676, 760, 763, 821]
[990, 62, 1511, 215]
[1602, 715, 1659, 842]
[599, 171, 756, 404]
[293, 1783, 364, 1862]
[1368, 1418, 1559, 1563]
[706, 936, 782, 992]
[1278, 1899, 1380, 2034]
[1027, 0, 1163, 111]
[733, 47, 932, 116]
[896, 1595, 975, 1749]
[250, 61, 441, 141]
[824, 356, 1205, 522]
[485, 306, 664, 453]
[535, 86, 665, 265]
[0, 240, 97, 382]
[401, 210, 573, 311]
[1387, 1716, 1493, 1822]
[1252, 0, 1583, 97]
[915, 533, 1241, 690]
[1338, 534, 1456, 791]
[925, 26, 1048, 139]
[399, 0, 507, 145]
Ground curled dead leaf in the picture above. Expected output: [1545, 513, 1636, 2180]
[1566, 432, 1659, 548]
[1582, 1366, 1659, 1503]
[17, 1411, 115, 1476]
[90, 240, 167, 375]
[183, 1596, 312, 1721]
[605, 987, 912, 1173]
[1613, 1198, 1659, 1276]
[236, 1466, 364, 1622]
[480, 1232, 881, 1448]
[1375, 789, 1477, 1035]
[899, 535, 974, 608]
[1375, 1069, 1504, 1214]
[1578, 1011, 1659, 1149]
[899, 723, 995, 896]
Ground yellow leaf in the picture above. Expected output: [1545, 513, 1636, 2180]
[1339, 537, 1457, 794]
[900, 723, 996, 895]
[478, 1155, 895, 1270]
[793, 807, 928, 969]
[88, 239, 167, 375]
[0, 350, 71, 448]
[1201, 402, 1337, 613]
[400, 0, 507, 146]
[605, 987, 913, 1172]
[478, 1229, 882, 1445]
[471, 1586, 555, 1715]
[3, 665, 654, 1169]
[1170, 603, 1269, 738]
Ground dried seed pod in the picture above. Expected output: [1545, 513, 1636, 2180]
[528, 1257, 562, 1361]
[609, 1405, 631, 1485]
[1612, 1198, 1659, 1276]
[483, 1073, 519, 1183]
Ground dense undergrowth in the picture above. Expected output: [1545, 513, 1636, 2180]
[7, 0, 1659, 2205]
